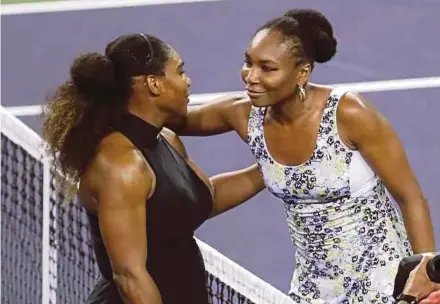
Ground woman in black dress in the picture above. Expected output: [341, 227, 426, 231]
[41, 33, 265, 304]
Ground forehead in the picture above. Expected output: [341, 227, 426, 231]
[247, 29, 291, 61]
[166, 48, 182, 68]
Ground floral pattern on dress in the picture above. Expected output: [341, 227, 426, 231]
[247, 88, 413, 303]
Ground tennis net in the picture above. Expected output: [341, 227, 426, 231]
[0, 106, 293, 304]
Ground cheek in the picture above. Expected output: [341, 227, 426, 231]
[261, 72, 289, 91]
[240, 65, 249, 81]
[169, 78, 185, 95]
[265, 74, 297, 99]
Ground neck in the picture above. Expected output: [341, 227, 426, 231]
[270, 84, 313, 124]
[127, 99, 167, 129]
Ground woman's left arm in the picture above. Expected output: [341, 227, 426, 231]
[337, 92, 435, 253]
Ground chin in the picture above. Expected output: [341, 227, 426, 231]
[249, 96, 270, 108]
[179, 106, 188, 117]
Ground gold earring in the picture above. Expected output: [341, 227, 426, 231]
[298, 85, 306, 102]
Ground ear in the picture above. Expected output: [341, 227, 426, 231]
[145, 75, 162, 96]
[297, 63, 312, 86]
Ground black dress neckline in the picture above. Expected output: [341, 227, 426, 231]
[114, 112, 162, 148]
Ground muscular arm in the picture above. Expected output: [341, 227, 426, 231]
[91, 146, 162, 304]
[338, 93, 435, 253]
[168, 94, 251, 140]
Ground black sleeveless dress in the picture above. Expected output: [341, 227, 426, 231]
[85, 112, 213, 304]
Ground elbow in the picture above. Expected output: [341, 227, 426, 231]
[112, 266, 147, 295]
[113, 268, 138, 291]
[397, 194, 430, 216]
[395, 191, 427, 208]
[111, 265, 162, 303]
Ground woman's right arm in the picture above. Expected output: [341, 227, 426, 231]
[171, 94, 251, 139]
[92, 147, 161, 304]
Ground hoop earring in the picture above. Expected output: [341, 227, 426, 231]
[298, 85, 306, 102]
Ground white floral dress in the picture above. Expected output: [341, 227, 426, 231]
[247, 88, 413, 303]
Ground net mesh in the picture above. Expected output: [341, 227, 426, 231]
[0, 106, 293, 304]
[1, 134, 44, 304]
[49, 188, 101, 304]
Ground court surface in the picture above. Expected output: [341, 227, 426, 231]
[2, 0, 440, 292]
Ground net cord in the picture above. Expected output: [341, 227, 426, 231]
[0, 105, 294, 304]
[0, 106, 53, 303]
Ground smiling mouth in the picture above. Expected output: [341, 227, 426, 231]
[246, 90, 266, 98]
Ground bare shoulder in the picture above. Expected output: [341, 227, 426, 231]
[224, 96, 253, 138]
[79, 132, 154, 215]
[160, 128, 188, 158]
[87, 133, 152, 191]
[97, 133, 146, 169]
[232, 95, 252, 109]
[228, 96, 253, 118]
[337, 91, 389, 147]
[338, 92, 372, 116]
[339, 91, 389, 124]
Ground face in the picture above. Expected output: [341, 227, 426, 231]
[157, 49, 191, 117]
[241, 29, 308, 107]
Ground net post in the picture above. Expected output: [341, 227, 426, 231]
[42, 157, 52, 303]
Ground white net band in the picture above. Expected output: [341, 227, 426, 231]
[1, 106, 293, 304]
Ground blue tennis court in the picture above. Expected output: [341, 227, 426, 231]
[2, 0, 439, 295]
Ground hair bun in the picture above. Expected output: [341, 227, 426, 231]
[312, 29, 337, 63]
[70, 52, 117, 102]
[284, 8, 337, 63]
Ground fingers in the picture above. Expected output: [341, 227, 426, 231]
[421, 290, 440, 304]
[412, 254, 434, 276]
[421, 252, 435, 265]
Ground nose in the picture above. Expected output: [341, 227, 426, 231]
[185, 74, 192, 88]
[244, 67, 259, 85]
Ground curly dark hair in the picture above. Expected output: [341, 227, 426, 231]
[257, 8, 337, 67]
[42, 33, 171, 195]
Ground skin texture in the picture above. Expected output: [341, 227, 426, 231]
[79, 49, 265, 304]
[173, 26, 435, 254]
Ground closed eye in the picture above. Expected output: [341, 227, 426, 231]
[177, 61, 185, 74]
[261, 65, 277, 72]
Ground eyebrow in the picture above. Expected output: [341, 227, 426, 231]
[245, 52, 277, 65]
[177, 61, 185, 70]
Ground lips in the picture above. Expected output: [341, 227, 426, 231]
[246, 89, 266, 99]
